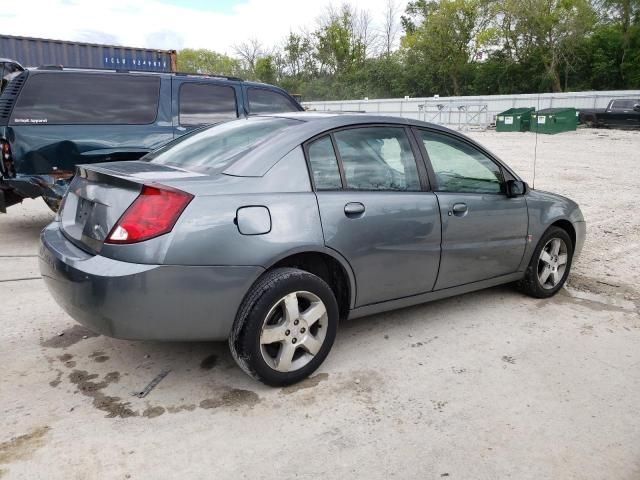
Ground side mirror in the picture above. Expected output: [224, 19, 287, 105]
[506, 179, 527, 197]
[634, 104, 640, 112]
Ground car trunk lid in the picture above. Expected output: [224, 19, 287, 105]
[59, 161, 203, 253]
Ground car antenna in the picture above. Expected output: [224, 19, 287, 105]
[532, 93, 540, 189]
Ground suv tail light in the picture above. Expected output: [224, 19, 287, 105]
[106, 185, 193, 244]
[1, 139, 14, 177]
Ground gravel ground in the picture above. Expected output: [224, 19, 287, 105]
[0, 128, 639, 479]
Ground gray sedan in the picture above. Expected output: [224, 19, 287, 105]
[39, 113, 586, 386]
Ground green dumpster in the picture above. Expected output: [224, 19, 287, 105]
[496, 107, 535, 132]
[530, 108, 578, 134]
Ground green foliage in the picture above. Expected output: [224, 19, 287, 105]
[314, 5, 367, 75]
[255, 56, 277, 84]
[176, 48, 242, 77]
[176, 0, 640, 100]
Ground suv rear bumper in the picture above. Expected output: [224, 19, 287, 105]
[39, 222, 263, 341]
[1, 175, 69, 212]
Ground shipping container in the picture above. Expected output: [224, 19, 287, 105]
[0, 34, 177, 73]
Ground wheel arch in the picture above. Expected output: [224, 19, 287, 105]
[550, 219, 576, 249]
[263, 246, 356, 319]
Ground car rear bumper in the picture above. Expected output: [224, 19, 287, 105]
[39, 222, 264, 341]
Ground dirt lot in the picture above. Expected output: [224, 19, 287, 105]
[1, 128, 639, 479]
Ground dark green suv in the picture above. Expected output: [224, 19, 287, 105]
[0, 66, 303, 212]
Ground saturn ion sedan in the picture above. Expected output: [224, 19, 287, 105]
[40, 113, 585, 386]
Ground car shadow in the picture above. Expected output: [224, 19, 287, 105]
[40, 283, 524, 420]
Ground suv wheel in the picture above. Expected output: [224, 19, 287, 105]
[229, 268, 339, 386]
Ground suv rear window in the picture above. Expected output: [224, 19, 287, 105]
[10, 72, 160, 125]
[179, 83, 238, 126]
[248, 88, 299, 114]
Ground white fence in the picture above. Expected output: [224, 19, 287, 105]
[303, 90, 640, 129]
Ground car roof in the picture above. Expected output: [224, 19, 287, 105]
[223, 113, 459, 177]
[223, 112, 521, 181]
[256, 111, 460, 131]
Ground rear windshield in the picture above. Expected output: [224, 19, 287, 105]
[248, 88, 300, 114]
[10, 72, 160, 125]
[146, 117, 301, 173]
[610, 99, 640, 110]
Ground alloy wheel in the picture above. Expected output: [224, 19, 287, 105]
[537, 237, 568, 289]
[259, 291, 328, 372]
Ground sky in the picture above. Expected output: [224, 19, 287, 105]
[2, 0, 408, 55]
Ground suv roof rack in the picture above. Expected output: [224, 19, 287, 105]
[37, 65, 64, 70]
[29, 64, 243, 81]
[174, 71, 243, 82]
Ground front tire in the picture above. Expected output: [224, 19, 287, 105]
[229, 268, 339, 387]
[518, 226, 573, 298]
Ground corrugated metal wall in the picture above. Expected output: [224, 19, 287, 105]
[0, 35, 176, 72]
[303, 90, 640, 127]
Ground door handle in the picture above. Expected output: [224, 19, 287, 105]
[344, 202, 365, 217]
[451, 203, 468, 216]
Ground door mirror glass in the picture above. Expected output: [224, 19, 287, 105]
[506, 179, 526, 197]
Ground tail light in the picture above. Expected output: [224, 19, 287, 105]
[105, 185, 193, 244]
[1, 139, 14, 177]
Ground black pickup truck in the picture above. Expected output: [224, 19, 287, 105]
[578, 98, 640, 129]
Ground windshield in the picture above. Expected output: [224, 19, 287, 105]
[147, 117, 301, 173]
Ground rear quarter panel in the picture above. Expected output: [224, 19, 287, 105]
[99, 147, 327, 268]
[164, 192, 325, 266]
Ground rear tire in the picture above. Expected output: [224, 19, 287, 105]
[518, 226, 573, 298]
[229, 268, 339, 387]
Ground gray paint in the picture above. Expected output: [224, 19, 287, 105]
[39, 113, 586, 341]
[40, 224, 263, 340]
[434, 192, 528, 289]
[316, 191, 441, 306]
[236, 206, 271, 235]
[517, 189, 585, 270]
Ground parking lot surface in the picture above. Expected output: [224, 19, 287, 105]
[1, 128, 639, 479]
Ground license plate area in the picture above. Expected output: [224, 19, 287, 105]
[75, 197, 94, 226]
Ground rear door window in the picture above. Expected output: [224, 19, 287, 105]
[307, 136, 342, 190]
[10, 72, 160, 125]
[179, 83, 238, 126]
[248, 88, 299, 114]
[333, 127, 421, 191]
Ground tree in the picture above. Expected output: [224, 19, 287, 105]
[499, 0, 596, 92]
[178, 0, 640, 101]
[401, 0, 497, 95]
[282, 31, 316, 78]
[598, 0, 640, 83]
[382, 0, 402, 56]
[232, 38, 264, 74]
[176, 49, 242, 76]
[314, 4, 372, 75]
[255, 55, 277, 84]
